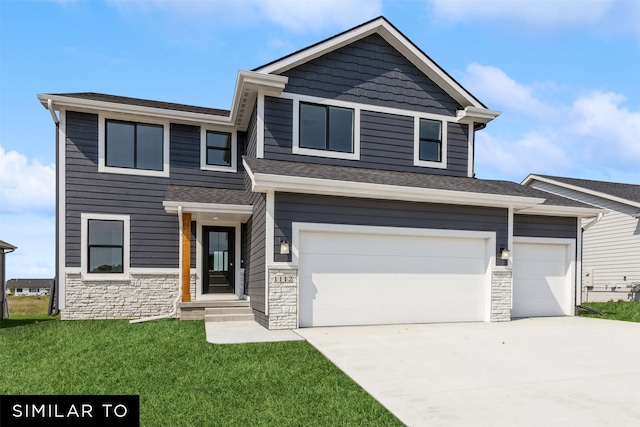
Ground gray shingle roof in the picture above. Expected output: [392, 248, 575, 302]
[51, 92, 230, 117]
[165, 186, 250, 205]
[537, 175, 640, 204]
[244, 157, 593, 208]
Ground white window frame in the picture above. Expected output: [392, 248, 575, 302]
[286, 94, 361, 161]
[200, 127, 237, 172]
[81, 213, 131, 280]
[414, 116, 447, 169]
[98, 113, 170, 177]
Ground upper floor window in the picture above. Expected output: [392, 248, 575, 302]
[414, 117, 447, 169]
[419, 119, 442, 162]
[106, 120, 163, 171]
[300, 102, 354, 153]
[99, 115, 170, 177]
[200, 128, 237, 172]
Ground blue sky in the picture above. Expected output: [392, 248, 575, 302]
[1, 0, 639, 280]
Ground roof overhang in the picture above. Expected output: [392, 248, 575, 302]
[163, 201, 253, 222]
[457, 106, 501, 125]
[515, 204, 605, 218]
[38, 71, 287, 130]
[523, 174, 640, 210]
[244, 159, 544, 210]
[254, 17, 486, 110]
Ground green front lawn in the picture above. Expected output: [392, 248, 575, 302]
[0, 320, 402, 426]
[578, 301, 640, 322]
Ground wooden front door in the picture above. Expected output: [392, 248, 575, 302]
[203, 227, 235, 294]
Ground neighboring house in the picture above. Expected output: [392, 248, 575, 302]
[523, 175, 640, 302]
[5, 279, 53, 296]
[38, 17, 601, 328]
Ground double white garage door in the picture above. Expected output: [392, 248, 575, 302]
[297, 225, 574, 327]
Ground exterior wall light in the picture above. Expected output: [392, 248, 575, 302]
[500, 248, 510, 260]
[280, 239, 290, 255]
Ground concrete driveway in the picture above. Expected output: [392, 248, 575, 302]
[296, 317, 640, 427]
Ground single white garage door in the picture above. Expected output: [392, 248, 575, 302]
[298, 226, 492, 327]
[512, 238, 575, 318]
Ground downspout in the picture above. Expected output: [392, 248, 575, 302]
[582, 212, 604, 232]
[46, 99, 60, 316]
[130, 205, 183, 323]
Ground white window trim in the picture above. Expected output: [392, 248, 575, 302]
[81, 213, 131, 281]
[289, 95, 361, 161]
[98, 113, 170, 177]
[414, 117, 447, 169]
[200, 127, 238, 172]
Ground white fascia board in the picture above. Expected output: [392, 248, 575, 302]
[255, 18, 484, 109]
[229, 71, 288, 130]
[163, 201, 253, 216]
[523, 174, 640, 210]
[38, 94, 233, 127]
[515, 204, 605, 217]
[457, 106, 501, 124]
[250, 172, 545, 209]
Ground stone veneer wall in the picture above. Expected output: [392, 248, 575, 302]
[491, 268, 512, 322]
[267, 267, 298, 329]
[62, 271, 184, 320]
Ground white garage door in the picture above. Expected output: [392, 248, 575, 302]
[512, 238, 575, 318]
[298, 226, 492, 327]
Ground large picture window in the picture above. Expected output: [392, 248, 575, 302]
[300, 103, 354, 153]
[419, 119, 442, 162]
[106, 120, 163, 171]
[88, 219, 124, 273]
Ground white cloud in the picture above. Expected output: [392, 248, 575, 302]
[463, 63, 560, 119]
[1, 213, 55, 280]
[469, 66, 640, 182]
[108, 0, 382, 34]
[0, 146, 55, 215]
[426, 0, 640, 39]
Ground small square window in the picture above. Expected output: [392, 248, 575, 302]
[419, 119, 442, 162]
[206, 131, 232, 167]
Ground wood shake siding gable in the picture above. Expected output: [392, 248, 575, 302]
[64, 111, 245, 269]
[281, 34, 462, 115]
[273, 193, 509, 265]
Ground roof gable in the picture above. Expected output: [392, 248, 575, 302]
[523, 174, 640, 209]
[254, 16, 487, 110]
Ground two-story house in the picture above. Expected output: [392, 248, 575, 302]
[39, 17, 601, 328]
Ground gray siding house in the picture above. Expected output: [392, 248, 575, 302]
[39, 17, 601, 328]
[523, 175, 640, 302]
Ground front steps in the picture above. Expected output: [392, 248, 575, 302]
[180, 300, 254, 322]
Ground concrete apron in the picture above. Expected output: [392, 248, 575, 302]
[296, 317, 640, 427]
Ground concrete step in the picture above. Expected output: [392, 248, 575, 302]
[205, 306, 253, 316]
[205, 313, 255, 322]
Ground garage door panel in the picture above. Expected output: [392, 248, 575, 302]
[300, 253, 486, 276]
[298, 228, 490, 327]
[512, 240, 573, 318]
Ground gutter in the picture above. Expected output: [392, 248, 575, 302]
[130, 205, 183, 324]
[47, 99, 59, 124]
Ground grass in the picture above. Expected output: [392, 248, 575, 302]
[578, 301, 640, 323]
[0, 320, 402, 426]
[1, 295, 59, 328]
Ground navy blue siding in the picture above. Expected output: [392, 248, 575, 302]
[246, 105, 258, 158]
[273, 193, 508, 266]
[263, 97, 469, 176]
[65, 111, 245, 269]
[245, 174, 266, 313]
[282, 34, 462, 115]
[514, 215, 578, 239]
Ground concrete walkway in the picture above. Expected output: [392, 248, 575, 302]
[296, 317, 640, 427]
[205, 321, 304, 344]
